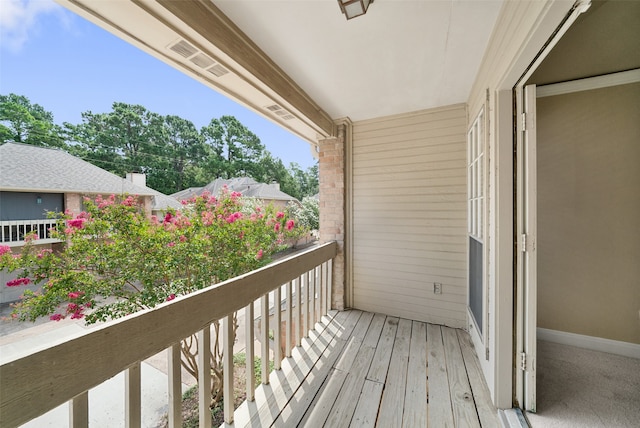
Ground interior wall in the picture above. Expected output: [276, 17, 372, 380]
[351, 104, 467, 328]
[537, 82, 640, 344]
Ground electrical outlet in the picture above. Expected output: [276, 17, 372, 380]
[433, 282, 442, 294]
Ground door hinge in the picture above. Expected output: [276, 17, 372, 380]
[521, 234, 535, 252]
[485, 347, 490, 360]
[520, 352, 527, 371]
[521, 112, 527, 131]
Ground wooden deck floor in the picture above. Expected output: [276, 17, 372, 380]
[226, 309, 500, 427]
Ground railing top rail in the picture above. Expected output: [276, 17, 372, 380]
[0, 241, 338, 427]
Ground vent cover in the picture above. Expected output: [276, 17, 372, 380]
[168, 39, 229, 77]
[265, 104, 295, 121]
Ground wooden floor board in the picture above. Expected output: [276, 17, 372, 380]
[426, 323, 455, 428]
[457, 329, 502, 428]
[376, 318, 411, 427]
[224, 311, 499, 428]
[402, 321, 428, 427]
[442, 326, 481, 428]
[366, 316, 399, 383]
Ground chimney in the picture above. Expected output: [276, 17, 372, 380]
[271, 181, 280, 191]
[126, 172, 146, 188]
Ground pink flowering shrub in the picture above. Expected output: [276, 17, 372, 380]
[0, 188, 302, 324]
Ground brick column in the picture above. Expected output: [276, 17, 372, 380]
[64, 193, 82, 215]
[319, 124, 346, 310]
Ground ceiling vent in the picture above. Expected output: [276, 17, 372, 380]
[168, 39, 229, 77]
[265, 104, 295, 121]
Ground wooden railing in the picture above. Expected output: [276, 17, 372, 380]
[0, 219, 59, 244]
[0, 241, 338, 427]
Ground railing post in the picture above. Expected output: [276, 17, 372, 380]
[245, 302, 255, 401]
[198, 326, 212, 428]
[285, 280, 292, 357]
[274, 286, 282, 369]
[223, 315, 234, 425]
[69, 392, 88, 428]
[261, 294, 270, 384]
[167, 343, 182, 428]
[125, 362, 141, 428]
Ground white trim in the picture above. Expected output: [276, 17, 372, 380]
[537, 328, 640, 359]
[537, 68, 640, 98]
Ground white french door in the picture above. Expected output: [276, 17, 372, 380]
[516, 84, 537, 412]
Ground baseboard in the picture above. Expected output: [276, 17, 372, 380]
[537, 328, 640, 359]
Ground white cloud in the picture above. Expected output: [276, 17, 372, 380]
[0, 0, 65, 52]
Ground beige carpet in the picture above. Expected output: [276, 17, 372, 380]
[526, 340, 640, 428]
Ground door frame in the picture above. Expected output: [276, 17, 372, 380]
[511, 0, 592, 412]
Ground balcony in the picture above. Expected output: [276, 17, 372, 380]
[0, 241, 498, 427]
[0, 219, 60, 246]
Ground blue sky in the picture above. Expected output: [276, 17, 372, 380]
[0, 0, 317, 169]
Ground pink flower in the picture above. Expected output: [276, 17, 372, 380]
[24, 233, 38, 242]
[67, 303, 78, 312]
[6, 278, 31, 287]
[0, 245, 10, 256]
[276, 211, 285, 219]
[256, 250, 264, 260]
[67, 218, 86, 229]
[68, 291, 84, 299]
[226, 212, 242, 224]
[50, 314, 63, 321]
[179, 235, 187, 242]
[286, 220, 295, 231]
[166, 294, 176, 301]
[274, 223, 281, 232]
[121, 196, 135, 206]
[167, 242, 176, 248]
[70, 311, 84, 320]
[164, 213, 173, 224]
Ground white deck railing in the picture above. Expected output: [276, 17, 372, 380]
[0, 241, 338, 427]
[0, 219, 60, 245]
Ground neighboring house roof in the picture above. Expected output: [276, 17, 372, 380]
[171, 177, 298, 203]
[0, 142, 181, 212]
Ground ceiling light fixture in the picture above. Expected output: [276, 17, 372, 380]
[338, 0, 373, 20]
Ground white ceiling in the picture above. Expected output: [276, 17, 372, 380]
[215, 0, 504, 122]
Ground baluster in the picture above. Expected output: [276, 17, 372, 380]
[168, 344, 182, 427]
[261, 294, 270, 384]
[309, 269, 316, 330]
[274, 286, 282, 369]
[327, 259, 333, 313]
[69, 391, 88, 428]
[245, 302, 255, 401]
[223, 315, 234, 424]
[285, 280, 292, 357]
[302, 271, 308, 337]
[316, 266, 322, 322]
[295, 276, 302, 347]
[125, 362, 141, 428]
[198, 326, 212, 428]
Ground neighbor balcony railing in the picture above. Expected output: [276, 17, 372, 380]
[0, 219, 60, 245]
[0, 241, 338, 427]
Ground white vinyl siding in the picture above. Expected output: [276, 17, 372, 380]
[351, 104, 468, 327]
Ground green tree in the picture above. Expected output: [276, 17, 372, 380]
[0, 94, 65, 148]
[161, 115, 208, 194]
[201, 115, 265, 179]
[0, 190, 302, 405]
